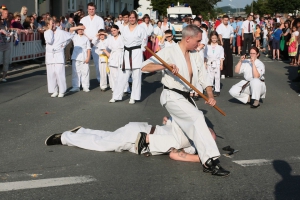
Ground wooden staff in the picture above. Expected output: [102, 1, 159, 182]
[145, 46, 226, 116]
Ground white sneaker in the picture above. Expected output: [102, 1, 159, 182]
[58, 93, 64, 98]
[1, 79, 7, 82]
[109, 98, 116, 103]
[70, 88, 80, 92]
[83, 88, 90, 92]
[129, 99, 135, 104]
[51, 92, 58, 97]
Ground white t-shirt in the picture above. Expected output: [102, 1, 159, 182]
[292, 31, 299, 37]
[71, 34, 91, 62]
[263, 29, 268, 39]
[80, 15, 104, 40]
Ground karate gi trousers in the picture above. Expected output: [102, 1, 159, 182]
[91, 47, 100, 82]
[108, 66, 118, 91]
[229, 78, 266, 103]
[161, 89, 220, 163]
[99, 61, 108, 90]
[207, 63, 221, 92]
[72, 60, 90, 90]
[113, 68, 142, 100]
[46, 64, 67, 94]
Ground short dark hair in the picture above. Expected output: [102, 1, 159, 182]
[193, 17, 201, 23]
[98, 29, 106, 33]
[249, 46, 260, 58]
[87, 2, 96, 9]
[122, 11, 130, 17]
[223, 15, 229, 19]
[165, 30, 173, 35]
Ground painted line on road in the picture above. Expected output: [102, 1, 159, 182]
[0, 175, 96, 192]
[233, 157, 300, 167]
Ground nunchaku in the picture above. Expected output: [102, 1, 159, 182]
[145, 46, 226, 116]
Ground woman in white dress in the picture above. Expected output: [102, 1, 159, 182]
[109, 11, 147, 104]
[229, 46, 266, 108]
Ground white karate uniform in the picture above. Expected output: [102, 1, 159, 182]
[112, 25, 147, 101]
[92, 37, 109, 90]
[199, 29, 208, 61]
[61, 120, 194, 155]
[229, 59, 266, 103]
[139, 22, 154, 37]
[142, 43, 219, 163]
[71, 34, 91, 90]
[80, 15, 105, 82]
[159, 40, 176, 49]
[45, 29, 74, 94]
[107, 35, 124, 91]
[153, 26, 163, 37]
[204, 45, 225, 92]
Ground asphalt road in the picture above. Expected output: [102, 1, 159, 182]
[0, 56, 299, 199]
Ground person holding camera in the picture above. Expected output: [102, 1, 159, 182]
[229, 46, 266, 108]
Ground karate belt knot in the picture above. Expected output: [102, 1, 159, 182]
[122, 45, 141, 71]
[239, 79, 265, 95]
[100, 54, 109, 73]
[164, 85, 196, 107]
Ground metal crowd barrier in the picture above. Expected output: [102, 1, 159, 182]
[0, 31, 45, 65]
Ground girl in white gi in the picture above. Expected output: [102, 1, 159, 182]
[106, 25, 124, 92]
[159, 30, 176, 49]
[139, 14, 154, 60]
[69, 23, 91, 92]
[229, 46, 266, 108]
[204, 31, 224, 97]
[92, 29, 110, 91]
[109, 11, 147, 104]
[44, 18, 77, 98]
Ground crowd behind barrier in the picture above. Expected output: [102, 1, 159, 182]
[0, 31, 45, 65]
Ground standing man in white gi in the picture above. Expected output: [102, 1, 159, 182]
[217, 15, 234, 78]
[141, 25, 230, 177]
[80, 2, 104, 83]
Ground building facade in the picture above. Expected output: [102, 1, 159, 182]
[39, 0, 134, 17]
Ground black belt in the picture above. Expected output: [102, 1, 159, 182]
[164, 85, 196, 107]
[239, 80, 265, 94]
[122, 45, 141, 71]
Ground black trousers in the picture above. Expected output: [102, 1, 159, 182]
[222, 39, 233, 77]
[242, 33, 253, 55]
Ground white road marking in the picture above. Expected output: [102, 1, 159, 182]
[0, 176, 96, 192]
[234, 157, 300, 167]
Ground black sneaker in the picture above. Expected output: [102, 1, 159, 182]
[214, 92, 220, 97]
[135, 132, 148, 155]
[45, 133, 62, 146]
[203, 158, 230, 177]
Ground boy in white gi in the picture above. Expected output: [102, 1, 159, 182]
[204, 31, 224, 97]
[69, 23, 91, 92]
[92, 29, 110, 91]
[142, 25, 230, 177]
[229, 46, 266, 108]
[159, 30, 176, 49]
[44, 18, 84, 98]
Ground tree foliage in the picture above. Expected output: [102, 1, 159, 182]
[244, 0, 300, 15]
[151, 0, 221, 19]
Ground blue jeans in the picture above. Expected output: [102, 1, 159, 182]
[263, 38, 268, 53]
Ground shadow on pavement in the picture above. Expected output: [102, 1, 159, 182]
[140, 80, 162, 102]
[228, 98, 245, 105]
[273, 160, 300, 200]
[284, 66, 300, 93]
[0, 69, 46, 84]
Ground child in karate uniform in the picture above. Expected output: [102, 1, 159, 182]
[69, 23, 91, 92]
[92, 29, 110, 91]
[159, 30, 176, 49]
[204, 31, 224, 97]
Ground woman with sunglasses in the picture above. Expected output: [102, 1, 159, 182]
[229, 46, 266, 108]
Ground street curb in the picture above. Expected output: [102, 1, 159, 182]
[7, 63, 46, 76]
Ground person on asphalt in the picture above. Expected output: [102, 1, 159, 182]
[141, 25, 230, 177]
[0, 8, 10, 82]
[229, 46, 266, 108]
[45, 116, 217, 163]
